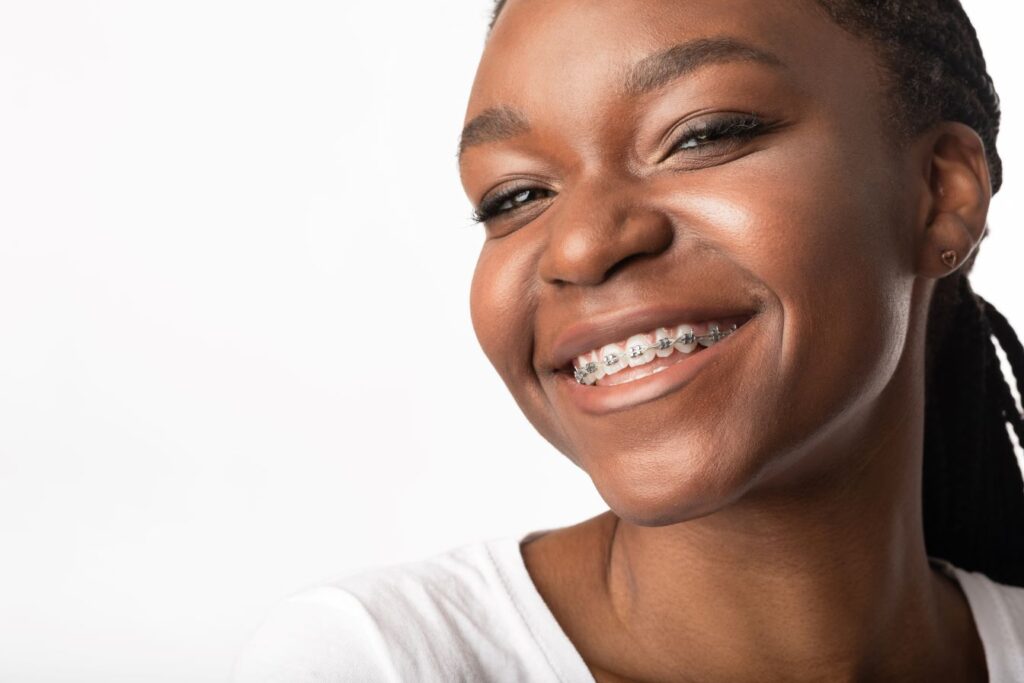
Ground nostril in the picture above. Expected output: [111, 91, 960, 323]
[601, 251, 658, 283]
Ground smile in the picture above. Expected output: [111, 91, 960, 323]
[553, 312, 756, 416]
[572, 316, 750, 386]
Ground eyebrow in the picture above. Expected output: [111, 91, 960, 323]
[457, 36, 785, 158]
[458, 106, 530, 157]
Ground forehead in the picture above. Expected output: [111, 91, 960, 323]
[464, 0, 885, 138]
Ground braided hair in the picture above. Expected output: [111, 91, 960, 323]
[487, 0, 1024, 585]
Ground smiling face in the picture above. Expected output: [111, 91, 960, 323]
[460, 0, 927, 525]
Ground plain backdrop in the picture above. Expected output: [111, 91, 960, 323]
[0, 1, 1020, 680]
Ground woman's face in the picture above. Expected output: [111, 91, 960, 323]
[460, 0, 924, 524]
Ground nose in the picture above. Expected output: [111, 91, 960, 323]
[538, 181, 674, 286]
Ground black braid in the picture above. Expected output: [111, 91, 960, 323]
[486, 0, 1024, 584]
[982, 297, 1024, 414]
[924, 275, 1024, 585]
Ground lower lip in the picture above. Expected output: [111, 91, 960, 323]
[554, 317, 755, 416]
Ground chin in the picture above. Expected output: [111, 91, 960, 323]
[585, 445, 755, 527]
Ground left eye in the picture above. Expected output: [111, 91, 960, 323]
[669, 114, 767, 156]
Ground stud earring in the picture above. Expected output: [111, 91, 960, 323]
[940, 249, 959, 268]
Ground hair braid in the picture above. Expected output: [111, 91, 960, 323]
[924, 276, 1024, 585]
[982, 297, 1024, 409]
[487, 0, 1024, 583]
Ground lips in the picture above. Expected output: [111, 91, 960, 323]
[545, 303, 760, 376]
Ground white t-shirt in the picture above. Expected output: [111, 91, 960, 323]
[233, 531, 1024, 682]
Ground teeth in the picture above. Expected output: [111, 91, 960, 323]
[574, 350, 605, 385]
[600, 343, 626, 375]
[674, 324, 697, 353]
[654, 327, 675, 358]
[699, 321, 721, 347]
[626, 333, 656, 367]
[570, 318, 745, 385]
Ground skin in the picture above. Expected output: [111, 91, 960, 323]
[458, 1, 992, 681]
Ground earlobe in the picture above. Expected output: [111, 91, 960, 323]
[918, 212, 975, 279]
[914, 122, 991, 279]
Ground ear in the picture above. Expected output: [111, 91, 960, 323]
[914, 121, 991, 278]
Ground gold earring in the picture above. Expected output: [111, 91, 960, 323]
[940, 249, 959, 268]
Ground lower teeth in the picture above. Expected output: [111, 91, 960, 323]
[594, 347, 701, 386]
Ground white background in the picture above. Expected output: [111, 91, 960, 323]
[0, 1, 1020, 680]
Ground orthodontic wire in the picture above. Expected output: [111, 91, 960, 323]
[573, 323, 739, 383]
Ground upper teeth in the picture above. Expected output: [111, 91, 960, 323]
[573, 321, 738, 385]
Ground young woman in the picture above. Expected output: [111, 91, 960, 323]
[236, 1, 1024, 680]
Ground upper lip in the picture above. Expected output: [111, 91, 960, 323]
[544, 303, 760, 373]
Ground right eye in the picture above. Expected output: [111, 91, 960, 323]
[472, 186, 555, 224]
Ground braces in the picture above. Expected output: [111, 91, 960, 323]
[573, 322, 739, 384]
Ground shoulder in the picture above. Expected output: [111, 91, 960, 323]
[232, 538, 563, 683]
[232, 582, 399, 682]
[938, 560, 1024, 682]
[949, 563, 1024, 639]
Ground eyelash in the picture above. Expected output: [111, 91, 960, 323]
[471, 113, 769, 225]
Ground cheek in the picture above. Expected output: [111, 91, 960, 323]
[666, 140, 908, 337]
[753, 142, 911, 381]
[731, 140, 914, 454]
[469, 239, 536, 379]
[471, 237, 580, 458]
